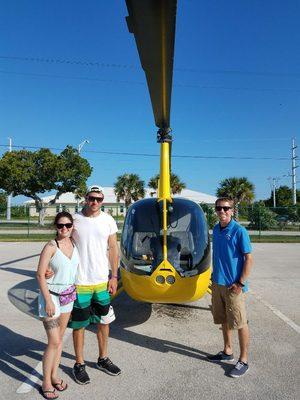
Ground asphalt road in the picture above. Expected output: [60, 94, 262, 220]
[0, 242, 299, 400]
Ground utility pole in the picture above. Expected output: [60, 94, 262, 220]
[268, 177, 279, 208]
[6, 137, 12, 220]
[291, 137, 298, 205]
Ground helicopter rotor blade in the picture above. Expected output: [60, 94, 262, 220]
[125, 0, 177, 130]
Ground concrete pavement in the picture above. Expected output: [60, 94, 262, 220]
[0, 242, 299, 400]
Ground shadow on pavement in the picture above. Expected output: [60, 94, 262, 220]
[5, 279, 75, 390]
[2, 266, 36, 279]
[0, 325, 74, 390]
[0, 253, 40, 268]
[7, 280, 231, 380]
[87, 292, 222, 367]
[8, 277, 40, 319]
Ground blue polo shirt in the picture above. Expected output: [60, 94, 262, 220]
[212, 219, 252, 292]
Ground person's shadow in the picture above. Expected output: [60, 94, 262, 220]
[6, 277, 232, 386]
[87, 291, 233, 376]
[0, 324, 75, 390]
[0, 324, 44, 386]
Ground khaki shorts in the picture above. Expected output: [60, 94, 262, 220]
[211, 282, 247, 329]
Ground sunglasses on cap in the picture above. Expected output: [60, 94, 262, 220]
[88, 195, 104, 203]
[56, 223, 73, 229]
[215, 206, 232, 212]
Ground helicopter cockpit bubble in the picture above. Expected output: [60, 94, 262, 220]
[120, 197, 210, 277]
[149, 235, 181, 271]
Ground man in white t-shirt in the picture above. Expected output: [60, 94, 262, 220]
[68, 185, 121, 384]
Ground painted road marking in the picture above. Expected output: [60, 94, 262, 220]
[251, 289, 300, 334]
[17, 290, 300, 393]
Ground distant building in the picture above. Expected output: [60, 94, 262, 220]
[24, 187, 217, 217]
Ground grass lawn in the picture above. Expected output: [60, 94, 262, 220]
[0, 224, 51, 229]
[0, 234, 54, 242]
[0, 233, 299, 243]
[250, 235, 300, 243]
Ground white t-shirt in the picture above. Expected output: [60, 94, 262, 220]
[72, 211, 118, 285]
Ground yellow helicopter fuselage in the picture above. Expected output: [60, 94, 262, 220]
[121, 0, 211, 304]
[119, 140, 211, 304]
[120, 260, 211, 303]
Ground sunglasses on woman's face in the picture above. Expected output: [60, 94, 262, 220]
[56, 223, 73, 229]
[215, 206, 232, 212]
[88, 196, 104, 203]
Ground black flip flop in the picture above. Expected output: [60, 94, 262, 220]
[53, 379, 68, 392]
[39, 387, 59, 399]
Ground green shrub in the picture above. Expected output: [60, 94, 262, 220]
[248, 202, 277, 230]
[11, 206, 29, 218]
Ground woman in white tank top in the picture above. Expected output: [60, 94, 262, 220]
[36, 211, 79, 399]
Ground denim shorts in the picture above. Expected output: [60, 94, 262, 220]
[38, 292, 74, 319]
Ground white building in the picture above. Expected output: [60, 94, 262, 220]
[24, 187, 217, 217]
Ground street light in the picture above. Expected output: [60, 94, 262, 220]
[78, 139, 89, 154]
[76, 139, 90, 210]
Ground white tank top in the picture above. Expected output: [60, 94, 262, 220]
[46, 240, 79, 293]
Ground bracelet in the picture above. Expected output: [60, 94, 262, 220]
[111, 275, 118, 279]
[238, 281, 245, 287]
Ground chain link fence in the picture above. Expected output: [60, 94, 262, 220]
[0, 203, 299, 240]
[0, 204, 125, 240]
[201, 203, 300, 239]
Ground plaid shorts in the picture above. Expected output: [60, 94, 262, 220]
[68, 282, 115, 329]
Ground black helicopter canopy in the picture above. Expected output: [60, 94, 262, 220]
[120, 198, 211, 276]
[125, 0, 177, 130]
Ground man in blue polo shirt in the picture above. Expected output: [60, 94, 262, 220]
[208, 197, 253, 378]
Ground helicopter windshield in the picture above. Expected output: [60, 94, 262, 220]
[120, 198, 210, 277]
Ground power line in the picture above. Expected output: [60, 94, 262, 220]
[0, 56, 137, 69]
[1, 69, 300, 93]
[2, 55, 300, 78]
[0, 143, 289, 160]
[0, 70, 145, 86]
[175, 82, 300, 93]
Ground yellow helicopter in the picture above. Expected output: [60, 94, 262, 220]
[118, 0, 211, 303]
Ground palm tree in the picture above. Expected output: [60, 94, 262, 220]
[148, 173, 186, 195]
[216, 177, 255, 220]
[114, 173, 145, 209]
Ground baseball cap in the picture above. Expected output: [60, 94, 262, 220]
[86, 185, 104, 195]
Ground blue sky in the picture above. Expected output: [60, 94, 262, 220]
[1, 0, 299, 204]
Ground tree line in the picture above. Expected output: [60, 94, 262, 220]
[216, 178, 300, 230]
[0, 147, 186, 224]
[114, 172, 186, 208]
[0, 147, 299, 229]
[0, 146, 92, 224]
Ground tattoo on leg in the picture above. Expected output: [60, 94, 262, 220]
[43, 318, 60, 330]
